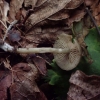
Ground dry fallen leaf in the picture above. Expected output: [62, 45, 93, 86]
[67, 70, 100, 100]
[32, 56, 47, 76]
[8, 0, 24, 22]
[0, 71, 12, 100]
[27, 0, 71, 28]
[67, 8, 86, 26]
[48, 9, 69, 21]
[92, 3, 100, 25]
[24, 0, 38, 9]
[35, 0, 47, 7]
[10, 62, 47, 100]
[66, 0, 83, 9]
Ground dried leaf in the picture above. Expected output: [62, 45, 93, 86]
[67, 70, 100, 100]
[92, 3, 100, 25]
[36, 0, 47, 7]
[0, 71, 12, 100]
[8, 0, 24, 21]
[32, 56, 47, 75]
[24, 0, 38, 9]
[66, 0, 83, 9]
[28, 0, 71, 27]
[67, 8, 85, 26]
[84, 0, 99, 7]
[36, 90, 47, 100]
[48, 9, 69, 21]
[10, 63, 45, 100]
[0, 1, 9, 23]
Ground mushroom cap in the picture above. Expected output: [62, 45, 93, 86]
[53, 33, 81, 71]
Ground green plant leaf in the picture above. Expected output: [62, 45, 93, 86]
[47, 70, 61, 85]
[78, 28, 100, 75]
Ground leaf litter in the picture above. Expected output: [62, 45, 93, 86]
[0, 0, 100, 100]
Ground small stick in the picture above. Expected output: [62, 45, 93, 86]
[3, 20, 18, 41]
[0, 42, 14, 52]
[85, 7, 100, 35]
[0, 20, 7, 29]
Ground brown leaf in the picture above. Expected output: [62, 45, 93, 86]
[84, 0, 99, 7]
[0, 71, 12, 100]
[92, 3, 100, 25]
[32, 56, 47, 76]
[24, 0, 38, 9]
[48, 9, 69, 21]
[36, 90, 47, 100]
[8, 0, 24, 22]
[27, 0, 71, 27]
[10, 63, 46, 100]
[67, 8, 86, 26]
[67, 70, 100, 100]
[66, 0, 83, 9]
[0, 1, 9, 23]
[36, 0, 47, 7]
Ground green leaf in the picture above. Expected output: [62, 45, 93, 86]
[47, 70, 60, 85]
[84, 27, 100, 75]
[44, 61, 71, 99]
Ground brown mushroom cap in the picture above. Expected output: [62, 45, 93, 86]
[53, 33, 81, 71]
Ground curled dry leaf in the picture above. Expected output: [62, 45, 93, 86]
[48, 9, 69, 21]
[8, 0, 24, 21]
[32, 56, 47, 75]
[36, 0, 47, 7]
[67, 70, 100, 100]
[92, 3, 100, 25]
[0, 1, 9, 24]
[84, 0, 99, 7]
[10, 63, 47, 100]
[66, 0, 83, 9]
[0, 71, 12, 100]
[67, 8, 86, 26]
[28, 0, 71, 27]
[24, 0, 38, 9]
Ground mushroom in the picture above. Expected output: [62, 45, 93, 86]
[53, 33, 81, 70]
[0, 33, 81, 70]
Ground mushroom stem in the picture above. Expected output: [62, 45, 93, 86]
[16, 48, 70, 54]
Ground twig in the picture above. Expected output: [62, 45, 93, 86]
[0, 42, 14, 52]
[0, 20, 7, 29]
[85, 7, 100, 35]
[3, 20, 18, 41]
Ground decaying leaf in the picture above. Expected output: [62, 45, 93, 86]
[84, 0, 99, 8]
[48, 9, 69, 21]
[8, 0, 24, 21]
[67, 70, 100, 100]
[24, 0, 38, 9]
[11, 62, 47, 100]
[0, 71, 12, 100]
[66, 0, 83, 9]
[67, 8, 86, 26]
[32, 56, 47, 75]
[0, 1, 9, 24]
[36, 0, 47, 7]
[28, 0, 71, 27]
[92, 3, 100, 25]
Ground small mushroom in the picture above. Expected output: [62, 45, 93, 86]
[0, 33, 81, 70]
[53, 33, 81, 70]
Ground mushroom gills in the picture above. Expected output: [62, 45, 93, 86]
[53, 33, 81, 71]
